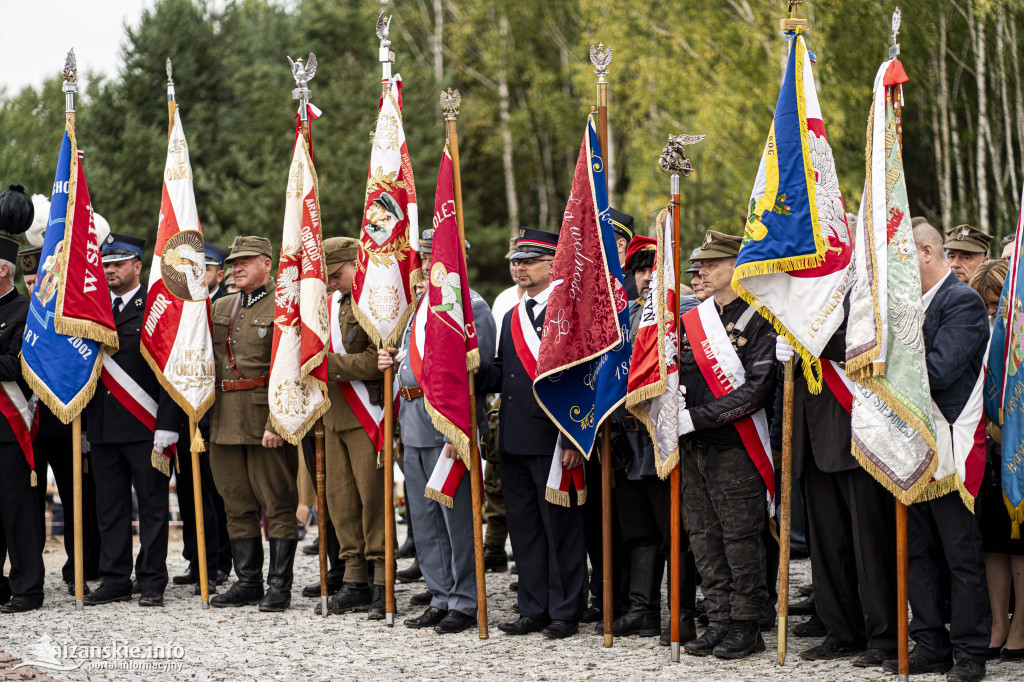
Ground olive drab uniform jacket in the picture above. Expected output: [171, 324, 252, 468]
[324, 291, 383, 433]
[210, 283, 276, 444]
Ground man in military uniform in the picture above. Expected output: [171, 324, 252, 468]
[0, 190, 45, 614]
[84, 234, 179, 608]
[677, 231, 778, 659]
[479, 228, 588, 640]
[377, 228, 496, 633]
[209, 236, 300, 611]
[943, 223, 992, 284]
[315, 236, 390, 619]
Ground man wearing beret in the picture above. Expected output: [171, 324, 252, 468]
[944, 224, 992, 284]
[85, 233, 179, 608]
[677, 230, 778, 659]
[209, 236, 301, 611]
[377, 228, 496, 633]
[315, 236, 391, 619]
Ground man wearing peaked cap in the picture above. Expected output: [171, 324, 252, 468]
[610, 208, 641, 303]
[0, 184, 46, 614]
[85, 232, 180, 608]
[943, 223, 992, 284]
[204, 243, 230, 303]
[209, 235, 303, 612]
[18, 247, 41, 291]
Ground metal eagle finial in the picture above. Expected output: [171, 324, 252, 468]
[376, 11, 391, 45]
[63, 49, 77, 82]
[659, 134, 705, 177]
[589, 43, 612, 82]
[441, 88, 461, 119]
[890, 7, 902, 59]
[288, 53, 317, 90]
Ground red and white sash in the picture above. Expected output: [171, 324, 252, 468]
[99, 354, 176, 475]
[510, 299, 540, 380]
[681, 299, 775, 510]
[330, 290, 393, 452]
[0, 381, 39, 485]
[925, 353, 987, 508]
[821, 359, 854, 414]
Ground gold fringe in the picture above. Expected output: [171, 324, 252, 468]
[987, 419, 1002, 445]
[466, 348, 480, 373]
[267, 391, 332, 447]
[546, 487, 570, 507]
[30, 469, 37, 487]
[1004, 492, 1024, 540]
[140, 345, 216, 425]
[577, 487, 587, 506]
[20, 350, 103, 425]
[377, 449, 384, 469]
[151, 449, 171, 477]
[423, 396, 472, 469]
[851, 443, 938, 507]
[424, 486, 454, 509]
[913, 474, 976, 513]
[191, 427, 206, 454]
[350, 283, 417, 352]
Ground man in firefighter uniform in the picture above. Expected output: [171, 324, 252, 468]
[209, 236, 300, 612]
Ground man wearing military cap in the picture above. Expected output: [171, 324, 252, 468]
[209, 236, 301, 611]
[479, 227, 590, 639]
[84, 233, 179, 608]
[943, 223, 992, 284]
[377, 228, 496, 633]
[314, 235, 393, 618]
[204, 243, 230, 303]
[677, 230, 779, 659]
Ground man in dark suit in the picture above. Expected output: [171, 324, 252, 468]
[776, 298, 897, 667]
[84, 233, 179, 608]
[883, 221, 991, 682]
[478, 228, 588, 640]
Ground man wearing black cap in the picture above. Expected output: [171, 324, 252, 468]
[610, 208, 640, 302]
[84, 233, 178, 608]
[479, 227, 589, 639]
[0, 184, 45, 613]
[204, 243, 230, 303]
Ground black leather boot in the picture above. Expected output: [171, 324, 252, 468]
[684, 623, 731, 656]
[259, 538, 298, 612]
[211, 538, 264, 607]
[609, 547, 662, 636]
[398, 523, 416, 559]
[712, 620, 765, 659]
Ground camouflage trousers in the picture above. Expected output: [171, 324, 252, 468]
[681, 442, 768, 625]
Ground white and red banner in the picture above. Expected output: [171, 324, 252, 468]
[141, 101, 216, 426]
[352, 75, 419, 349]
[268, 133, 330, 444]
[681, 299, 775, 510]
[100, 354, 176, 475]
[0, 382, 39, 484]
[626, 209, 680, 479]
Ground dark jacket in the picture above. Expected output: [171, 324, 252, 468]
[86, 287, 177, 444]
[923, 272, 989, 424]
[0, 289, 31, 445]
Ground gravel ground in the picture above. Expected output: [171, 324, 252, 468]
[2, 527, 1023, 681]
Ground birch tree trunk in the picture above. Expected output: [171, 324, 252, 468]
[937, 13, 954, 230]
[497, 14, 518, 234]
[969, 1, 990, 232]
[996, 5, 1019, 219]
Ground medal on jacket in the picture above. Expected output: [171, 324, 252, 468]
[258, 326, 267, 339]
[346, 328, 357, 345]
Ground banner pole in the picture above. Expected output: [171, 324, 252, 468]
[443, 88, 489, 639]
[383, 366, 396, 626]
[778, 359, 794, 665]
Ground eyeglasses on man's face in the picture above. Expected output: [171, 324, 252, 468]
[511, 257, 553, 268]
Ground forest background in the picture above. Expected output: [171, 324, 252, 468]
[1, 0, 1021, 301]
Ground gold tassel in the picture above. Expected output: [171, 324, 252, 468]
[577, 488, 587, 506]
[151, 449, 171, 477]
[424, 487, 454, 509]
[545, 488, 570, 507]
[30, 470, 37, 487]
[191, 428, 206, 453]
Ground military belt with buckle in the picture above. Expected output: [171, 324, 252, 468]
[221, 376, 270, 391]
[399, 386, 424, 400]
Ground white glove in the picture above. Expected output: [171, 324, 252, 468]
[775, 335, 795, 363]
[676, 385, 687, 410]
[677, 407, 695, 436]
[81, 433, 91, 454]
[153, 429, 179, 452]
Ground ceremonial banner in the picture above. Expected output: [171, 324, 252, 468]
[421, 144, 479, 463]
[268, 133, 330, 444]
[846, 59, 937, 505]
[733, 30, 852, 392]
[352, 75, 419, 348]
[626, 208, 679, 479]
[141, 100, 216, 431]
[22, 126, 118, 422]
[986, 179, 1024, 534]
[533, 116, 631, 457]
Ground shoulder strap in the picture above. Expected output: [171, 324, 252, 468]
[224, 294, 244, 380]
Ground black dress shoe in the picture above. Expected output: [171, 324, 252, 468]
[435, 610, 477, 634]
[139, 592, 164, 607]
[1003, 647, 1024, 659]
[483, 545, 508, 572]
[793, 614, 827, 637]
[684, 624, 731, 657]
[542, 620, 578, 639]
[660, 616, 698, 646]
[882, 650, 953, 675]
[172, 567, 198, 585]
[497, 616, 549, 635]
[0, 596, 43, 613]
[580, 605, 602, 623]
[946, 659, 985, 681]
[410, 590, 432, 606]
[301, 541, 319, 556]
[799, 638, 865, 661]
[985, 646, 1002, 660]
[611, 610, 660, 637]
[367, 584, 386, 620]
[713, 620, 765, 659]
[65, 581, 91, 596]
[404, 605, 446, 629]
[789, 593, 816, 616]
[397, 559, 422, 583]
[301, 578, 344, 598]
[131, 579, 141, 595]
[84, 583, 133, 605]
[193, 580, 218, 596]
[216, 570, 229, 585]
[852, 648, 893, 667]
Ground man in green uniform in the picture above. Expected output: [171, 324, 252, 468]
[209, 236, 300, 612]
[942, 223, 992, 284]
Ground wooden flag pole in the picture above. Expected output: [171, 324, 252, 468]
[590, 41, 615, 650]
[443, 87, 489, 639]
[658, 133, 703, 663]
[778, 359, 795, 665]
[167, 59, 210, 609]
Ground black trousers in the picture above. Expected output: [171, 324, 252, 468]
[908, 491, 991, 664]
[616, 471, 697, 617]
[174, 436, 230, 578]
[0, 442, 44, 599]
[35, 436, 101, 582]
[803, 455, 897, 650]
[91, 441, 170, 593]
[583, 452, 629, 614]
[302, 437, 344, 583]
[502, 452, 588, 621]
